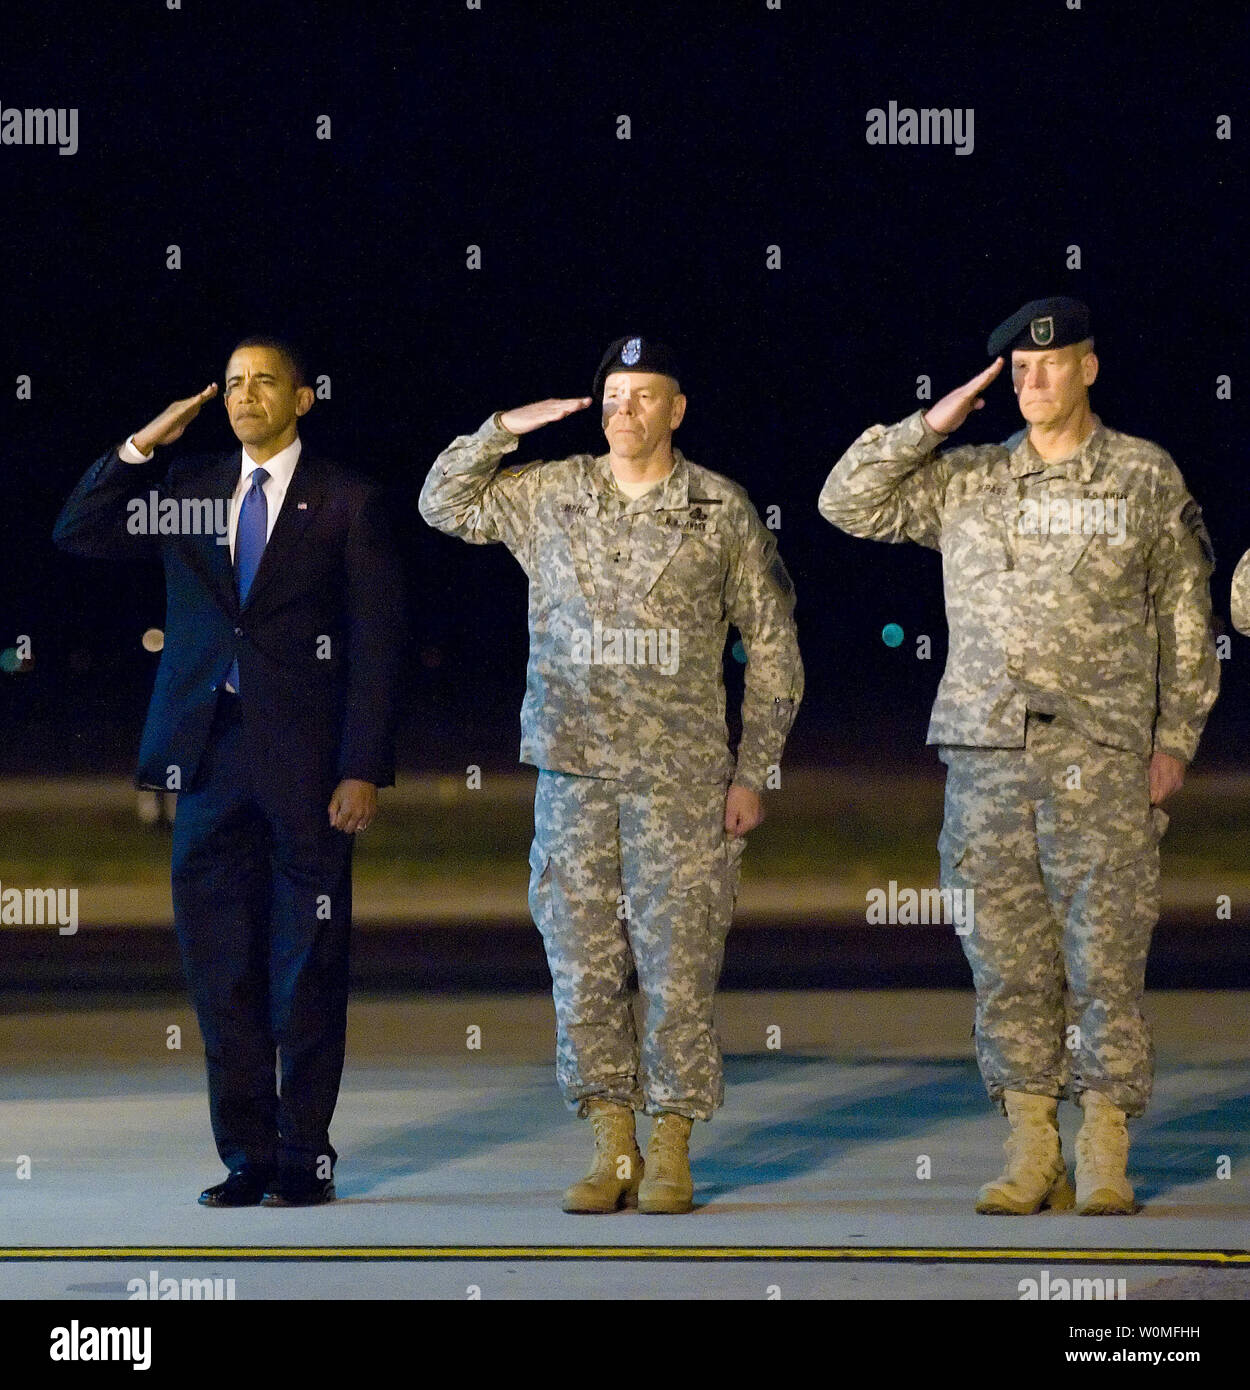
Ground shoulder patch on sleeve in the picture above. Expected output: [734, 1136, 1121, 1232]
[1180, 498, 1215, 567]
[767, 550, 795, 601]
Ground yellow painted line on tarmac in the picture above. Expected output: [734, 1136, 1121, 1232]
[2, 1246, 1248, 1264]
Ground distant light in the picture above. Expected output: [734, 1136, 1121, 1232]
[882, 623, 904, 648]
[141, 628, 165, 653]
[731, 639, 747, 664]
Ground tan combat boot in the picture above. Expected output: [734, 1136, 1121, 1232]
[561, 1099, 644, 1213]
[1075, 1090, 1136, 1215]
[637, 1112, 695, 1214]
[975, 1091, 1075, 1215]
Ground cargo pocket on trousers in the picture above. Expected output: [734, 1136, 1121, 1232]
[528, 839, 553, 929]
[1101, 802, 1166, 870]
[1086, 806, 1162, 952]
[674, 837, 745, 940]
[935, 833, 980, 1034]
[723, 834, 747, 913]
[937, 824, 969, 886]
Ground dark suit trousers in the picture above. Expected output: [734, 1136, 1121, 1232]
[170, 692, 353, 1174]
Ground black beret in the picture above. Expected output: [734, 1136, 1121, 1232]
[987, 297, 1092, 357]
[592, 336, 682, 402]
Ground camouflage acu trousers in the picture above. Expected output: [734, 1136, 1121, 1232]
[939, 712, 1167, 1117]
[528, 771, 745, 1121]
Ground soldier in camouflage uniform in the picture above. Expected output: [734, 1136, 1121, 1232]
[1230, 552, 1250, 636]
[420, 336, 803, 1213]
[819, 298, 1218, 1215]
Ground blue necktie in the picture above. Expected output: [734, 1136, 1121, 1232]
[226, 466, 269, 693]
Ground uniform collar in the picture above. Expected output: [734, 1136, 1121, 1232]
[1008, 417, 1105, 483]
[591, 450, 691, 510]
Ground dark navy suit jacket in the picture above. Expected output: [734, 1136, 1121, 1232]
[53, 444, 405, 800]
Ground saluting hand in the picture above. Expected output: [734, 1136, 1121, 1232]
[923, 358, 1003, 436]
[498, 398, 592, 435]
[132, 384, 219, 454]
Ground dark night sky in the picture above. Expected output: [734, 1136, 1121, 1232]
[1, 1, 1245, 775]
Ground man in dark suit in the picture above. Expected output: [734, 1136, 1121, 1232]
[53, 336, 404, 1207]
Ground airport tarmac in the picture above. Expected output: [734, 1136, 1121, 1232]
[2, 991, 1247, 1299]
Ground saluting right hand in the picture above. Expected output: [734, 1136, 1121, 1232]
[131, 383, 219, 454]
[923, 358, 1003, 436]
[498, 397, 592, 436]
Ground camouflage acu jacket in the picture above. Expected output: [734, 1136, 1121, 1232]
[819, 410, 1218, 762]
[1230, 551, 1250, 636]
[421, 415, 803, 788]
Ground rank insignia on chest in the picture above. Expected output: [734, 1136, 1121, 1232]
[688, 506, 708, 522]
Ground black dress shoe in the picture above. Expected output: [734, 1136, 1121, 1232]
[261, 1171, 336, 1207]
[198, 1166, 273, 1207]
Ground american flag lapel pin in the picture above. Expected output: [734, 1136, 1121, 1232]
[297, 501, 308, 510]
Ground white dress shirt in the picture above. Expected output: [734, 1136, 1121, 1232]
[120, 433, 303, 692]
[120, 433, 302, 561]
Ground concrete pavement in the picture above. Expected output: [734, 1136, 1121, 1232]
[2, 991, 1247, 1299]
